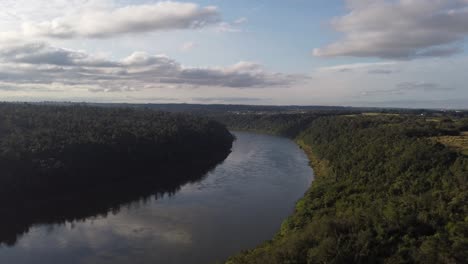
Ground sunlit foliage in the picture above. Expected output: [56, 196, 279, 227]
[227, 115, 467, 264]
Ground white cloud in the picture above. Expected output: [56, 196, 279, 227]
[0, 41, 299, 92]
[1, 1, 220, 39]
[360, 81, 453, 96]
[233, 17, 248, 25]
[215, 22, 241, 33]
[192, 97, 264, 103]
[314, 0, 468, 59]
[215, 17, 248, 33]
[317, 61, 397, 73]
[180, 41, 196, 52]
[0, 41, 116, 67]
[307, 58, 468, 106]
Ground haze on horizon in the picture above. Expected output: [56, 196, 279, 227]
[0, 0, 467, 109]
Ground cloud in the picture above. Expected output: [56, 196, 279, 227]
[19, 1, 220, 39]
[234, 17, 248, 25]
[361, 81, 455, 96]
[396, 81, 450, 91]
[367, 69, 395, 75]
[0, 41, 116, 67]
[215, 17, 248, 33]
[314, 0, 468, 59]
[192, 97, 264, 103]
[180, 41, 196, 52]
[350, 99, 468, 109]
[0, 41, 299, 92]
[317, 61, 397, 73]
[215, 22, 241, 33]
[160, 61, 297, 88]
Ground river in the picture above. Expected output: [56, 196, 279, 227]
[0, 131, 313, 264]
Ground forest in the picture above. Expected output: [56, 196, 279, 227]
[226, 113, 468, 263]
[0, 103, 234, 245]
[212, 113, 325, 138]
[1, 102, 467, 262]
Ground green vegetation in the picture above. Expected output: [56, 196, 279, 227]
[362, 112, 401, 116]
[0, 103, 234, 203]
[0, 103, 235, 245]
[227, 114, 467, 264]
[1, 102, 467, 260]
[432, 132, 468, 156]
[213, 111, 355, 137]
[213, 113, 320, 137]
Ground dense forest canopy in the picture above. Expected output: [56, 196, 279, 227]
[212, 113, 323, 138]
[226, 114, 467, 263]
[0, 103, 236, 246]
[0, 103, 234, 200]
[1, 102, 467, 262]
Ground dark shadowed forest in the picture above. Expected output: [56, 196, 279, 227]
[0, 103, 234, 245]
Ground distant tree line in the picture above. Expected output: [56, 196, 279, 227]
[212, 112, 356, 138]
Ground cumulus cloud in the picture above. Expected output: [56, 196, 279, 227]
[314, 0, 468, 59]
[16, 1, 220, 39]
[0, 41, 298, 92]
[158, 61, 298, 88]
[0, 41, 116, 67]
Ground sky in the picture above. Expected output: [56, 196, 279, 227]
[0, 0, 467, 108]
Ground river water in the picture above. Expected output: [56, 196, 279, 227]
[0, 132, 313, 264]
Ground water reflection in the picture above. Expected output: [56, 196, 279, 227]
[0, 132, 313, 264]
[0, 150, 229, 247]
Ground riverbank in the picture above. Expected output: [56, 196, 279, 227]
[225, 137, 326, 264]
[0, 131, 314, 264]
[226, 115, 467, 263]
